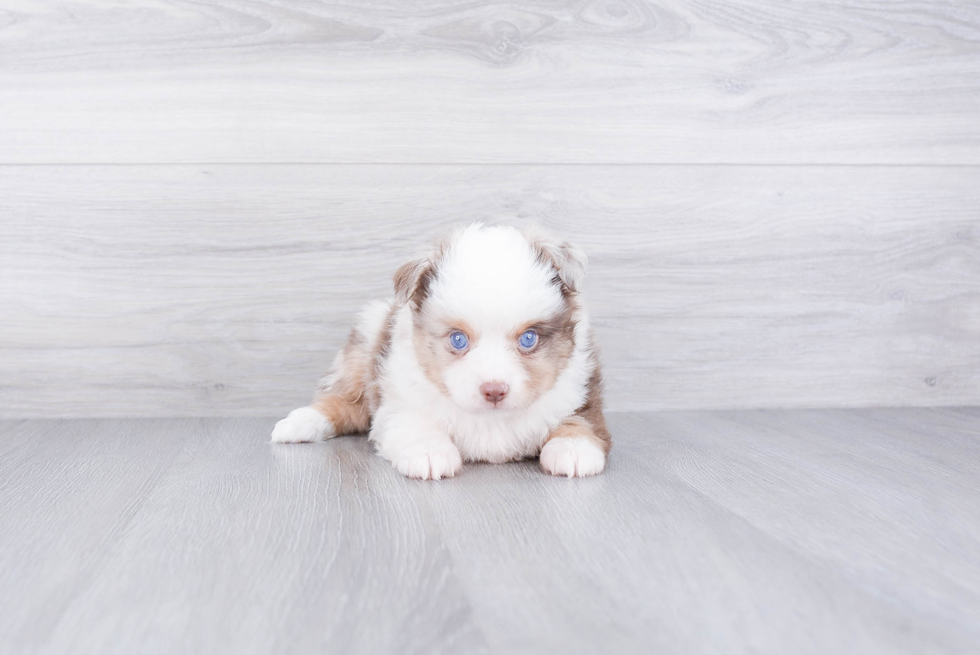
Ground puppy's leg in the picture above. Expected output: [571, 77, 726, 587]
[540, 415, 610, 478]
[271, 312, 377, 443]
[271, 405, 335, 444]
[370, 405, 461, 480]
[270, 394, 370, 444]
[541, 366, 611, 477]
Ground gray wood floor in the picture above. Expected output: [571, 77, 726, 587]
[2, 409, 978, 654]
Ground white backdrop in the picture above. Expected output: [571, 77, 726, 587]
[2, 0, 979, 416]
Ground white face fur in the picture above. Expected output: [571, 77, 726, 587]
[407, 225, 581, 414]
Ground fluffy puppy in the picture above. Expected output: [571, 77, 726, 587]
[271, 224, 610, 479]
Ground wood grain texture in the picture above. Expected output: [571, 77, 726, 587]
[0, 419, 195, 652]
[0, 418, 486, 654]
[2, 164, 978, 417]
[1, 0, 979, 164]
[2, 409, 978, 653]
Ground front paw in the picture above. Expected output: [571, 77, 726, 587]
[540, 436, 606, 477]
[388, 442, 463, 481]
[271, 407, 333, 443]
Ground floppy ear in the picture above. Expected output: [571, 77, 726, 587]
[392, 257, 434, 306]
[522, 225, 588, 293]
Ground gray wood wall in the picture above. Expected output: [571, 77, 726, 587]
[2, 1, 979, 417]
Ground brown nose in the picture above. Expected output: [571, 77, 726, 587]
[480, 381, 509, 405]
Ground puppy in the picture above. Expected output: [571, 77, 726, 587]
[271, 224, 610, 479]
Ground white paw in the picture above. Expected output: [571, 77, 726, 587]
[271, 406, 334, 443]
[388, 442, 463, 481]
[540, 437, 606, 477]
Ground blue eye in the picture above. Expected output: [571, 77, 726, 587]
[449, 331, 468, 350]
[519, 329, 538, 349]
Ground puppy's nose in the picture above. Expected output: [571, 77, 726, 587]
[480, 381, 509, 405]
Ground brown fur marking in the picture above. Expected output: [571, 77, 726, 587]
[516, 299, 578, 399]
[411, 311, 455, 395]
[570, 345, 611, 453]
[313, 393, 371, 435]
[544, 415, 607, 452]
[393, 258, 431, 307]
[521, 225, 587, 296]
[313, 303, 399, 434]
[542, 340, 610, 453]
[366, 304, 399, 411]
[392, 229, 457, 309]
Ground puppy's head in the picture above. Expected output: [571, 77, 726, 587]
[394, 224, 587, 413]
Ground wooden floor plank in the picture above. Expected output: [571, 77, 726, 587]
[625, 409, 980, 648]
[413, 411, 980, 654]
[0, 419, 194, 652]
[1, 409, 978, 653]
[33, 419, 486, 655]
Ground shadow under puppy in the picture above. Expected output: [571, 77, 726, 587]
[272, 223, 610, 479]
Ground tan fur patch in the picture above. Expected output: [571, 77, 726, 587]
[313, 393, 371, 435]
[392, 229, 457, 308]
[313, 304, 399, 434]
[365, 305, 399, 411]
[521, 225, 588, 295]
[570, 343, 611, 453]
[312, 331, 372, 434]
[515, 299, 577, 401]
[544, 415, 607, 453]
[411, 311, 471, 395]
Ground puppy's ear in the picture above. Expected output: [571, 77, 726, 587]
[522, 225, 588, 293]
[393, 257, 434, 306]
[393, 227, 461, 306]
